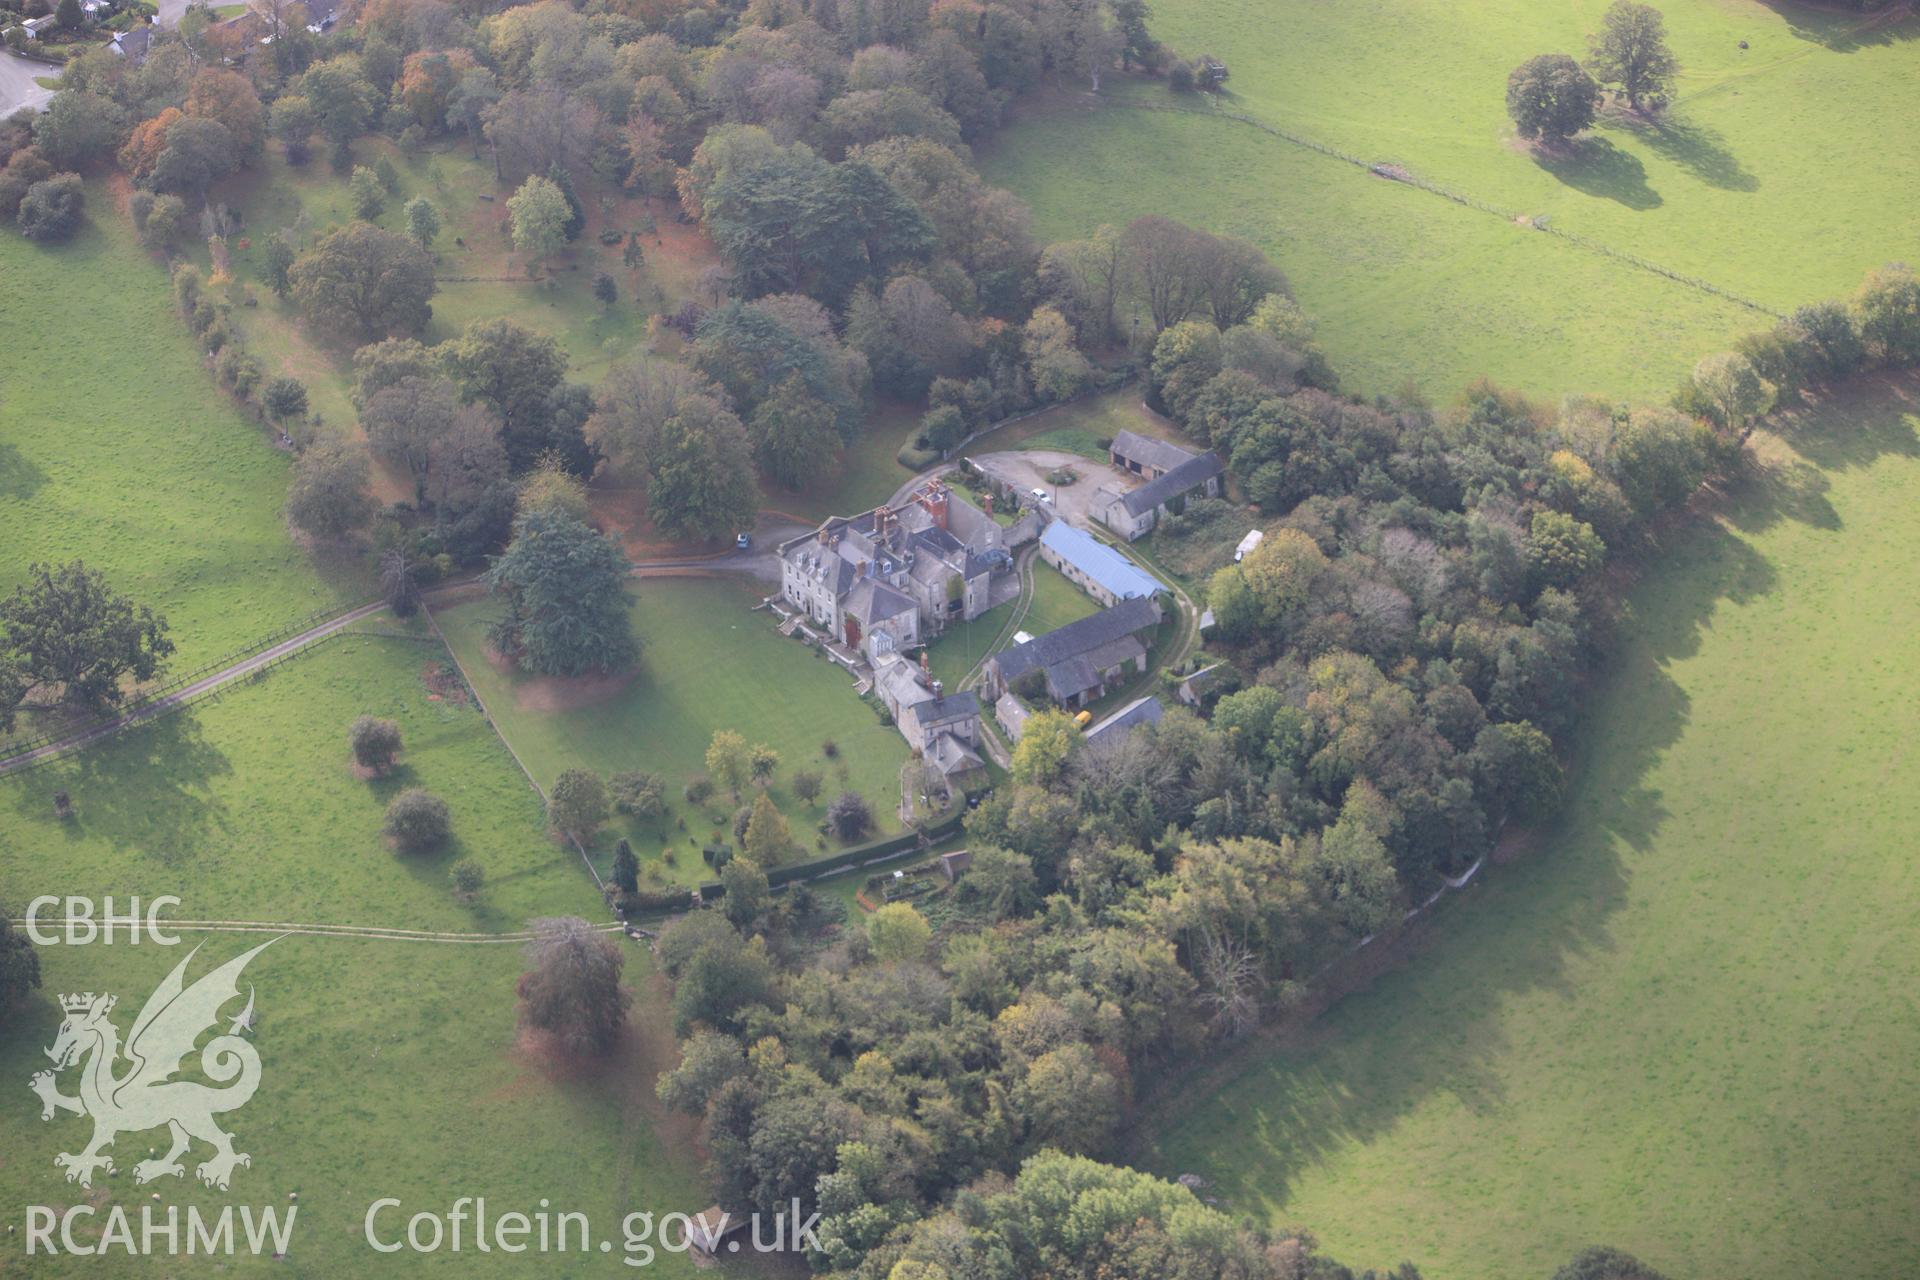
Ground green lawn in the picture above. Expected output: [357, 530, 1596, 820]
[984, 0, 1920, 401]
[1026, 559, 1106, 634]
[434, 577, 912, 884]
[967, 387, 1186, 457]
[0, 188, 369, 671]
[0, 634, 718, 1276]
[921, 560, 1103, 691]
[1137, 378, 1920, 1280]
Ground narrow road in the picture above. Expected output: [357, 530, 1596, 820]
[0, 527, 805, 778]
[0, 52, 58, 118]
[0, 599, 390, 777]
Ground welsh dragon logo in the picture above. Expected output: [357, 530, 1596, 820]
[28, 940, 277, 1191]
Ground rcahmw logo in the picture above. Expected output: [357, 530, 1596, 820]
[22, 939, 298, 1259]
[24, 895, 182, 945]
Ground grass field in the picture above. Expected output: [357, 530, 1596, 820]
[0, 631, 581, 930]
[0, 189, 369, 670]
[983, 0, 1920, 401]
[1136, 376, 1920, 1280]
[434, 577, 911, 884]
[0, 635, 719, 1276]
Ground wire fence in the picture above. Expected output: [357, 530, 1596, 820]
[1121, 100, 1784, 319]
[0, 598, 381, 773]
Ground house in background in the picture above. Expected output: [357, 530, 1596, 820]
[1175, 660, 1232, 708]
[109, 19, 151, 60]
[1037, 521, 1165, 609]
[1092, 435, 1226, 541]
[779, 479, 1013, 663]
[983, 596, 1161, 709]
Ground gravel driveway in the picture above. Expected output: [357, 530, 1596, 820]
[969, 449, 1143, 530]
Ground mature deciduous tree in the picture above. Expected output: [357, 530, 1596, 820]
[507, 174, 570, 269]
[0, 562, 173, 725]
[518, 916, 631, 1054]
[384, 788, 450, 852]
[362, 375, 459, 499]
[349, 715, 403, 772]
[288, 224, 436, 341]
[1689, 350, 1775, 434]
[826, 789, 872, 842]
[286, 438, 377, 543]
[644, 394, 760, 542]
[548, 768, 609, 840]
[866, 902, 931, 964]
[0, 907, 42, 1026]
[748, 373, 840, 490]
[441, 319, 574, 470]
[1588, 0, 1677, 112]
[1507, 54, 1600, 145]
[1852, 263, 1920, 367]
[16, 173, 84, 242]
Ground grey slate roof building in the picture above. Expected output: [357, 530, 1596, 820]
[1084, 695, 1165, 747]
[1118, 452, 1226, 519]
[985, 596, 1160, 707]
[1110, 429, 1198, 479]
[871, 653, 986, 780]
[1093, 437, 1228, 541]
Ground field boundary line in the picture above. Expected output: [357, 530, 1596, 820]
[1109, 98, 1784, 320]
[0, 600, 389, 777]
[420, 601, 609, 896]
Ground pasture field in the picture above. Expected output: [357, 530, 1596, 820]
[1137, 377, 1920, 1280]
[434, 577, 911, 884]
[0, 191, 369, 670]
[0, 631, 583, 930]
[0, 634, 716, 1276]
[0, 941, 717, 1278]
[983, 0, 1920, 401]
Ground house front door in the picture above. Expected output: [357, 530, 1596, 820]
[844, 617, 862, 647]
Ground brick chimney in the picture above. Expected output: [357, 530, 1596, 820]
[919, 480, 949, 530]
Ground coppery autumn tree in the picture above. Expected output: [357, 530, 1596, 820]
[117, 108, 182, 184]
[398, 48, 478, 134]
[183, 69, 266, 159]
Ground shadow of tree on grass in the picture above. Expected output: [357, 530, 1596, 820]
[1607, 113, 1758, 193]
[1533, 136, 1661, 209]
[0, 439, 45, 500]
[1753, 0, 1920, 53]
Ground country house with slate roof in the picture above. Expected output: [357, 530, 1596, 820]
[779, 478, 1013, 664]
